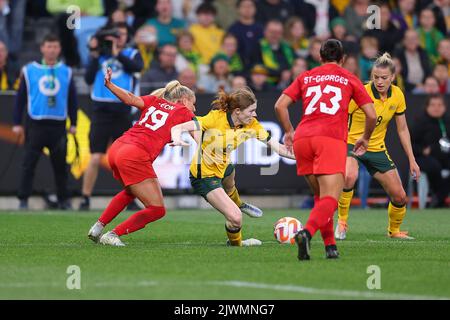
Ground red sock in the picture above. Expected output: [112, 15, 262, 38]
[314, 195, 320, 204]
[304, 196, 338, 238]
[320, 218, 336, 247]
[98, 190, 135, 225]
[113, 206, 166, 236]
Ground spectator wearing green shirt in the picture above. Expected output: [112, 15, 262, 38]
[219, 33, 244, 76]
[417, 8, 444, 65]
[147, 0, 186, 47]
[175, 30, 201, 74]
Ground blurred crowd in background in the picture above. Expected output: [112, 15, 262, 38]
[0, 0, 449, 95]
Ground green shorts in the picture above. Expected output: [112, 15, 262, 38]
[189, 164, 235, 199]
[347, 144, 396, 176]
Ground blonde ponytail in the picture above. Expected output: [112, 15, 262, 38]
[150, 80, 194, 102]
[373, 52, 395, 74]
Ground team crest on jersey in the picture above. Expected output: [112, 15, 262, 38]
[389, 105, 396, 110]
[102, 59, 123, 79]
[38, 75, 61, 96]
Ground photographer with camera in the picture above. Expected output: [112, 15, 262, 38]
[81, 22, 143, 210]
[412, 94, 450, 208]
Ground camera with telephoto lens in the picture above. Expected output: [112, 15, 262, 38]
[91, 27, 121, 56]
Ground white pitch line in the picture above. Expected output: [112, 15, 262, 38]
[1, 279, 448, 300]
[207, 280, 450, 300]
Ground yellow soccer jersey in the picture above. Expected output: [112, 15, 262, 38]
[189, 24, 225, 64]
[190, 110, 271, 179]
[347, 83, 406, 152]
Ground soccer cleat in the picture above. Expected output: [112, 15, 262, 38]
[79, 196, 90, 211]
[226, 238, 262, 247]
[18, 199, 28, 210]
[88, 221, 104, 243]
[334, 220, 348, 240]
[239, 203, 263, 218]
[388, 231, 415, 240]
[58, 200, 72, 210]
[242, 238, 262, 246]
[99, 231, 126, 246]
[294, 230, 310, 261]
[325, 244, 339, 259]
[42, 194, 58, 209]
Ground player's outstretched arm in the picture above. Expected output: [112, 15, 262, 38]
[170, 120, 199, 146]
[353, 103, 376, 156]
[274, 94, 295, 152]
[266, 139, 296, 160]
[104, 67, 145, 109]
[395, 114, 421, 180]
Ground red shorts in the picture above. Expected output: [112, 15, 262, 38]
[108, 140, 156, 187]
[293, 136, 347, 176]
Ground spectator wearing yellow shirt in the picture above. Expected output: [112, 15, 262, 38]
[437, 38, 450, 76]
[0, 40, 19, 91]
[189, 3, 225, 65]
[134, 25, 159, 74]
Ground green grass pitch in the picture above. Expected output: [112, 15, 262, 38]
[1, 208, 449, 300]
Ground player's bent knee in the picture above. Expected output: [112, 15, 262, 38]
[140, 206, 166, 224]
[149, 206, 166, 220]
[345, 172, 358, 188]
[391, 191, 407, 206]
[228, 211, 242, 229]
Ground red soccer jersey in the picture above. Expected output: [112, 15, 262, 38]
[118, 95, 194, 161]
[283, 63, 373, 142]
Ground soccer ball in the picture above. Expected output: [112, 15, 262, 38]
[274, 217, 303, 244]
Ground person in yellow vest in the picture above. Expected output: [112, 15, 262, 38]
[170, 87, 295, 246]
[336, 53, 421, 240]
[189, 2, 225, 65]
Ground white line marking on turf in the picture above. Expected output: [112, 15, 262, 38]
[207, 280, 450, 300]
[1, 279, 448, 300]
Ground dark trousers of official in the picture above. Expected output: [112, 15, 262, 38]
[18, 122, 69, 202]
[416, 155, 450, 206]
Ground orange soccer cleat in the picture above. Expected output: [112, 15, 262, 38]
[388, 231, 415, 240]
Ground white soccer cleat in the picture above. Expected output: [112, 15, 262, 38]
[334, 220, 348, 240]
[240, 203, 263, 218]
[99, 231, 126, 247]
[241, 238, 262, 246]
[88, 221, 104, 243]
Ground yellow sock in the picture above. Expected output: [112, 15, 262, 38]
[338, 189, 354, 223]
[227, 186, 243, 208]
[225, 225, 242, 246]
[388, 202, 406, 235]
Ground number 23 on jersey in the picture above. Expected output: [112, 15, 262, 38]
[304, 85, 342, 115]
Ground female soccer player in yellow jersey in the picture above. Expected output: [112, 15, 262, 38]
[171, 87, 295, 246]
[335, 53, 421, 240]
